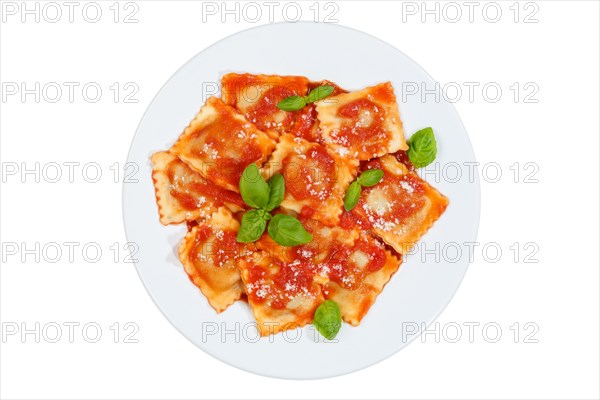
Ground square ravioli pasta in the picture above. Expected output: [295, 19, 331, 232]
[321, 235, 401, 326]
[237, 248, 324, 336]
[221, 73, 309, 139]
[237, 211, 357, 335]
[288, 79, 348, 143]
[347, 155, 449, 254]
[253, 213, 401, 327]
[261, 134, 357, 226]
[178, 207, 249, 313]
[316, 82, 408, 160]
[253, 212, 359, 283]
[170, 96, 276, 193]
[150, 151, 246, 225]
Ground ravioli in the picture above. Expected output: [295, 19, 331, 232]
[316, 82, 408, 160]
[151, 151, 246, 225]
[178, 207, 248, 313]
[350, 155, 449, 254]
[237, 249, 324, 336]
[170, 96, 276, 192]
[221, 73, 309, 139]
[254, 211, 359, 283]
[289, 79, 348, 143]
[262, 134, 357, 226]
[254, 214, 401, 326]
[322, 233, 401, 326]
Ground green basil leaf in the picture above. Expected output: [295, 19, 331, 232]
[277, 95, 306, 111]
[343, 181, 362, 211]
[236, 210, 267, 243]
[239, 164, 269, 209]
[407, 127, 437, 168]
[357, 169, 384, 187]
[265, 174, 285, 212]
[257, 208, 272, 221]
[313, 300, 342, 340]
[267, 214, 313, 247]
[305, 85, 334, 104]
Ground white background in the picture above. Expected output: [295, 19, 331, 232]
[1, 1, 598, 399]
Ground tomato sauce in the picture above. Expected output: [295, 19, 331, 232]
[167, 159, 245, 211]
[222, 75, 308, 134]
[388, 174, 426, 219]
[339, 211, 365, 230]
[289, 104, 320, 142]
[358, 160, 427, 223]
[195, 225, 213, 242]
[190, 225, 213, 263]
[299, 206, 316, 219]
[336, 98, 390, 156]
[245, 250, 320, 310]
[246, 85, 300, 133]
[186, 220, 199, 231]
[170, 190, 200, 211]
[393, 150, 415, 171]
[213, 230, 240, 267]
[270, 260, 316, 309]
[283, 144, 335, 201]
[358, 238, 386, 272]
[190, 105, 265, 189]
[190, 226, 239, 268]
[325, 236, 386, 289]
[246, 265, 267, 304]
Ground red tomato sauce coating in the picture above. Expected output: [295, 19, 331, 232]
[354, 160, 427, 226]
[283, 144, 335, 201]
[338, 98, 389, 147]
[190, 226, 240, 267]
[189, 104, 265, 188]
[167, 159, 245, 211]
[324, 237, 386, 289]
[245, 259, 318, 310]
[245, 85, 299, 132]
[289, 104, 320, 142]
[393, 150, 415, 171]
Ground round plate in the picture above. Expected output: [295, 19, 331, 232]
[123, 22, 480, 379]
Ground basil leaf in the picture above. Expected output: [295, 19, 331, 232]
[267, 214, 313, 247]
[265, 173, 285, 212]
[256, 208, 272, 221]
[357, 169, 384, 187]
[305, 85, 334, 104]
[236, 210, 267, 243]
[277, 95, 306, 111]
[343, 181, 362, 211]
[313, 300, 342, 340]
[407, 127, 437, 168]
[239, 164, 269, 209]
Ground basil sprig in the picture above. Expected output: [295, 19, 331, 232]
[343, 169, 384, 211]
[237, 164, 312, 246]
[277, 85, 334, 111]
[313, 300, 342, 340]
[407, 127, 437, 168]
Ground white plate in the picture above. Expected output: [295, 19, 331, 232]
[123, 22, 480, 379]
